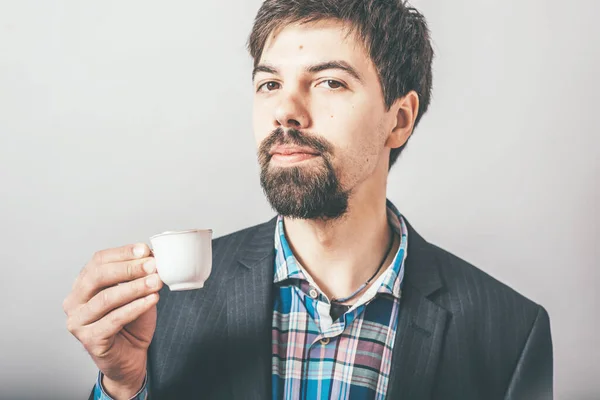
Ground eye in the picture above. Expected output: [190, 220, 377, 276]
[317, 79, 346, 90]
[257, 81, 281, 92]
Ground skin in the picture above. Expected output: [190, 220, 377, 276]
[253, 19, 419, 300]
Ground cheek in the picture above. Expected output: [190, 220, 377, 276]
[323, 105, 386, 184]
[325, 103, 383, 156]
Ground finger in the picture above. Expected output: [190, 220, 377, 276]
[77, 274, 163, 326]
[85, 293, 159, 354]
[75, 257, 156, 304]
[67, 257, 155, 309]
[91, 243, 150, 266]
[64, 244, 151, 315]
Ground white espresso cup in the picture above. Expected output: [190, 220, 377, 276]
[149, 229, 213, 291]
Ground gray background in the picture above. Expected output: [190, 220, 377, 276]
[0, 0, 598, 399]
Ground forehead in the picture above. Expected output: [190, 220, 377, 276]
[260, 19, 374, 74]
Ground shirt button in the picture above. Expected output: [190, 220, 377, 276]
[320, 337, 330, 345]
[308, 288, 318, 299]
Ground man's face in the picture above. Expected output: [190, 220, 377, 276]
[253, 19, 394, 220]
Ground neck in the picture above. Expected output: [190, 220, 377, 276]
[282, 188, 396, 302]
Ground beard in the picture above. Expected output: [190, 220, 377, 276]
[258, 127, 349, 220]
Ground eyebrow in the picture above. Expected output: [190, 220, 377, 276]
[252, 60, 363, 83]
[252, 64, 279, 80]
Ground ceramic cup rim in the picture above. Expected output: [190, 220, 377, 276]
[150, 229, 213, 240]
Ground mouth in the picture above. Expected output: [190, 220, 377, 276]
[269, 146, 321, 165]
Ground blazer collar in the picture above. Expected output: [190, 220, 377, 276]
[402, 217, 444, 297]
[234, 216, 445, 295]
[236, 216, 277, 271]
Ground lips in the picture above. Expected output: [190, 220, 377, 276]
[269, 146, 320, 156]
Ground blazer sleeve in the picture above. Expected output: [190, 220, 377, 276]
[504, 305, 553, 400]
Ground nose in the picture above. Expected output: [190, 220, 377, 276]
[273, 93, 311, 130]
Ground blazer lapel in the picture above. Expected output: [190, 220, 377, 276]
[224, 218, 277, 400]
[386, 219, 449, 399]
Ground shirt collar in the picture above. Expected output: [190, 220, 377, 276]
[273, 199, 408, 299]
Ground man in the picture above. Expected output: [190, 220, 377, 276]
[63, 0, 553, 399]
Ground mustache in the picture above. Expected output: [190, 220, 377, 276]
[258, 127, 333, 161]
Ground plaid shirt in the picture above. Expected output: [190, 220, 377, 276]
[94, 200, 407, 400]
[94, 372, 147, 400]
[272, 199, 408, 400]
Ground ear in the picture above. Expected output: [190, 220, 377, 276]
[385, 90, 420, 149]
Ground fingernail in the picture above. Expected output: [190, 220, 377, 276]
[133, 245, 145, 258]
[143, 259, 155, 274]
[146, 275, 158, 288]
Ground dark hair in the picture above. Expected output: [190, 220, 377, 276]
[247, 0, 434, 169]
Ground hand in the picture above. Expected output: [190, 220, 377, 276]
[63, 243, 163, 399]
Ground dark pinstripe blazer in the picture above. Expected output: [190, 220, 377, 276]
[113, 217, 553, 399]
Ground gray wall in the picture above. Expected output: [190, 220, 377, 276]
[0, 0, 597, 399]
